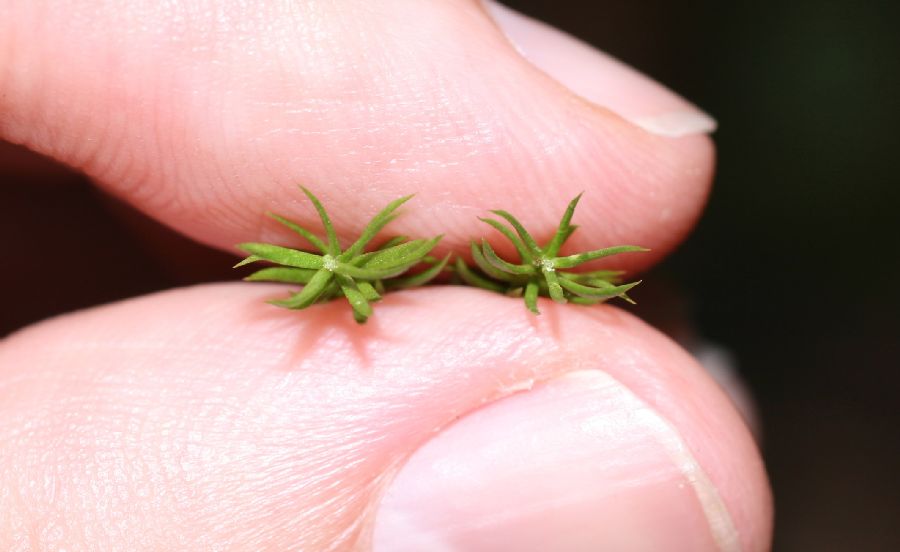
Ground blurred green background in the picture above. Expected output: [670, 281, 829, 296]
[1, 1, 897, 549]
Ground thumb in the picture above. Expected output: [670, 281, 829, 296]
[1, 0, 713, 270]
[0, 285, 771, 550]
[483, 0, 717, 137]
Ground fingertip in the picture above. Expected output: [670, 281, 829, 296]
[0, 285, 770, 550]
[2, 1, 715, 272]
[373, 370, 750, 551]
[483, 0, 717, 138]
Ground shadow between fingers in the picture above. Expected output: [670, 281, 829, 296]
[239, 289, 415, 371]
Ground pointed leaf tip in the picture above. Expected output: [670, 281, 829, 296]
[233, 253, 261, 268]
[488, 209, 542, 255]
[455, 256, 507, 292]
[482, 239, 535, 276]
[385, 253, 451, 290]
[553, 244, 648, 269]
[265, 212, 327, 253]
[298, 186, 339, 255]
[524, 280, 541, 314]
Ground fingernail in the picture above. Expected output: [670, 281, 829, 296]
[372, 370, 740, 551]
[484, 1, 717, 137]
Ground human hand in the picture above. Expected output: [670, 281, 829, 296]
[0, 1, 771, 550]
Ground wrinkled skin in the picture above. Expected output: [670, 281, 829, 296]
[0, 1, 771, 550]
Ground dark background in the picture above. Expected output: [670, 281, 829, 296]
[2, 1, 898, 550]
[501, 1, 899, 550]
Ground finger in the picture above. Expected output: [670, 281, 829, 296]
[483, 1, 717, 137]
[0, 141, 76, 180]
[0, 1, 714, 271]
[0, 285, 771, 550]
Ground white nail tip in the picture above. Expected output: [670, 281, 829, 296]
[632, 110, 719, 137]
[560, 370, 741, 552]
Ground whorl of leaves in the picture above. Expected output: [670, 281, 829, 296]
[455, 194, 646, 314]
[235, 187, 446, 323]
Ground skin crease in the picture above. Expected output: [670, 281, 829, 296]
[0, 286, 769, 550]
[0, 0, 712, 270]
[0, 0, 772, 550]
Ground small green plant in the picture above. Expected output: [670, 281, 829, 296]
[236, 188, 645, 321]
[455, 193, 646, 314]
[234, 186, 446, 323]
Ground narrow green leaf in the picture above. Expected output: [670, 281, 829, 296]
[244, 266, 318, 284]
[337, 261, 417, 281]
[557, 277, 641, 299]
[350, 249, 378, 265]
[357, 281, 382, 301]
[544, 193, 582, 257]
[377, 236, 409, 250]
[352, 309, 369, 324]
[386, 253, 451, 290]
[455, 257, 507, 292]
[338, 213, 398, 259]
[568, 296, 603, 305]
[341, 195, 413, 259]
[561, 269, 625, 284]
[542, 268, 566, 303]
[470, 242, 518, 282]
[482, 240, 535, 275]
[348, 238, 418, 266]
[490, 209, 542, 256]
[317, 280, 342, 303]
[268, 269, 333, 309]
[568, 289, 636, 304]
[358, 237, 441, 271]
[266, 212, 327, 253]
[237, 243, 325, 269]
[336, 274, 373, 323]
[560, 224, 578, 246]
[299, 186, 340, 255]
[478, 217, 532, 262]
[524, 279, 540, 314]
[233, 255, 261, 268]
[374, 279, 386, 295]
[553, 245, 648, 269]
[564, 277, 616, 294]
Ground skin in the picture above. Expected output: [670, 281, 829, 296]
[0, 1, 772, 550]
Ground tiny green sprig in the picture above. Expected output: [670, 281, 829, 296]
[234, 186, 446, 323]
[455, 194, 648, 314]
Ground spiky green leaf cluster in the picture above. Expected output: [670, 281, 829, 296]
[455, 194, 647, 314]
[235, 186, 446, 323]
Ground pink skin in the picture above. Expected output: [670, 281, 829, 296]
[1, 287, 769, 550]
[0, 1, 771, 550]
[0, 0, 712, 269]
